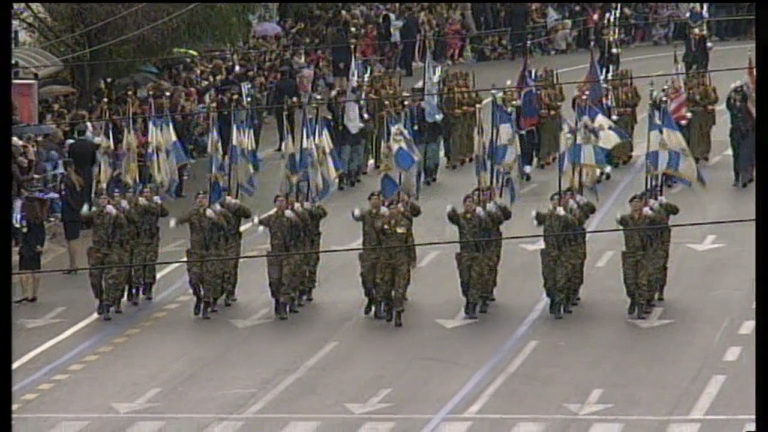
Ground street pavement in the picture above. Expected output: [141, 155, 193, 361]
[11, 41, 755, 432]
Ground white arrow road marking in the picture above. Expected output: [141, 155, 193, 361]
[689, 375, 727, 417]
[357, 421, 396, 432]
[280, 422, 320, 432]
[518, 239, 545, 251]
[229, 308, 272, 329]
[418, 251, 441, 268]
[244, 341, 339, 414]
[435, 307, 478, 329]
[595, 251, 615, 268]
[159, 239, 186, 253]
[738, 320, 755, 335]
[723, 147, 733, 156]
[216, 389, 260, 395]
[125, 421, 165, 432]
[50, 421, 90, 432]
[667, 422, 701, 432]
[435, 422, 472, 432]
[111, 388, 162, 414]
[587, 424, 624, 432]
[722, 346, 743, 362]
[337, 237, 362, 250]
[743, 422, 756, 431]
[520, 183, 538, 194]
[344, 388, 394, 415]
[707, 155, 722, 166]
[563, 389, 614, 416]
[511, 422, 547, 432]
[204, 421, 244, 432]
[685, 235, 725, 252]
[628, 307, 675, 328]
[18, 307, 67, 329]
[464, 341, 539, 415]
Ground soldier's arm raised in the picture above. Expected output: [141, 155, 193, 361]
[175, 208, 198, 226]
[351, 207, 364, 222]
[659, 199, 680, 216]
[407, 201, 422, 218]
[446, 205, 460, 225]
[157, 202, 170, 218]
[312, 204, 329, 220]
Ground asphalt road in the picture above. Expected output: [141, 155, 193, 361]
[11, 41, 755, 432]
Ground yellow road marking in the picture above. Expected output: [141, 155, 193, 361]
[51, 374, 70, 381]
[67, 364, 85, 371]
[20, 393, 39, 401]
[96, 346, 114, 353]
[112, 337, 129, 344]
[36, 383, 55, 390]
[82, 355, 99, 362]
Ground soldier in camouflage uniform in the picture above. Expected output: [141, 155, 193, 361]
[617, 194, 656, 319]
[173, 191, 219, 318]
[82, 192, 111, 316]
[647, 193, 679, 302]
[448, 194, 491, 319]
[687, 72, 719, 163]
[398, 193, 422, 273]
[123, 190, 142, 307]
[289, 198, 313, 307]
[220, 195, 253, 306]
[92, 194, 129, 321]
[473, 186, 512, 306]
[534, 192, 579, 319]
[300, 201, 327, 303]
[258, 194, 302, 320]
[374, 201, 412, 327]
[110, 192, 133, 314]
[563, 187, 596, 307]
[610, 70, 641, 165]
[131, 186, 169, 303]
[352, 192, 387, 317]
[205, 203, 231, 315]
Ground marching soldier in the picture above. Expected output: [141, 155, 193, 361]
[726, 81, 756, 187]
[205, 202, 231, 316]
[122, 189, 142, 307]
[460, 73, 482, 166]
[687, 72, 719, 163]
[683, 8, 710, 73]
[563, 187, 596, 307]
[292, 198, 327, 304]
[611, 70, 641, 165]
[82, 192, 111, 317]
[258, 194, 301, 320]
[473, 186, 512, 304]
[111, 192, 133, 314]
[534, 192, 579, 319]
[617, 193, 657, 319]
[397, 192, 422, 272]
[536, 68, 563, 169]
[448, 194, 491, 319]
[443, 72, 463, 169]
[647, 193, 679, 303]
[352, 192, 388, 317]
[220, 195, 253, 306]
[131, 186, 169, 303]
[374, 201, 412, 327]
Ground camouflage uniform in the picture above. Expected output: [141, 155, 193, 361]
[566, 195, 596, 305]
[303, 203, 327, 301]
[401, 200, 422, 271]
[259, 208, 301, 319]
[292, 204, 313, 306]
[352, 205, 387, 317]
[652, 199, 679, 301]
[102, 210, 129, 318]
[177, 204, 221, 317]
[131, 199, 169, 301]
[484, 201, 512, 304]
[83, 207, 110, 315]
[220, 198, 253, 304]
[535, 201, 579, 318]
[204, 208, 230, 312]
[617, 200, 657, 318]
[374, 209, 412, 327]
[447, 204, 491, 318]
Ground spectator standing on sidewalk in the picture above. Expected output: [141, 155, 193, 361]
[14, 193, 49, 304]
[61, 159, 86, 274]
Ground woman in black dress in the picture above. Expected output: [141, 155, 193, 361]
[15, 194, 49, 304]
[61, 160, 85, 274]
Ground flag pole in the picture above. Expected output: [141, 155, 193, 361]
[645, 81, 654, 194]
[208, 111, 214, 199]
[227, 99, 236, 195]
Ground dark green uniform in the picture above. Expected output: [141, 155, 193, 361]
[650, 199, 679, 301]
[401, 199, 422, 272]
[131, 199, 169, 300]
[177, 205, 221, 317]
[687, 81, 719, 162]
[83, 207, 110, 314]
[203, 208, 229, 312]
[303, 203, 327, 301]
[618, 207, 655, 318]
[535, 206, 579, 318]
[259, 208, 301, 319]
[101, 209, 129, 318]
[220, 198, 252, 303]
[374, 210, 412, 327]
[567, 196, 596, 305]
[352, 206, 387, 316]
[485, 201, 512, 302]
[448, 205, 491, 318]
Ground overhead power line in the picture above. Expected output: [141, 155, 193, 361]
[10, 217, 755, 277]
[38, 3, 148, 49]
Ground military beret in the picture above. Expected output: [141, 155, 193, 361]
[550, 192, 561, 201]
[628, 194, 643, 203]
[195, 190, 208, 198]
[273, 194, 286, 202]
[368, 191, 381, 200]
[463, 194, 474, 203]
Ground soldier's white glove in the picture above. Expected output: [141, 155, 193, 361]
[213, 203, 222, 212]
[153, 196, 162, 204]
[642, 207, 653, 216]
[303, 202, 311, 210]
[80, 204, 90, 216]
[487, 201, 498, 212]
[568, 199, 578, 210]
[253, 215, 260, 225]
[137, 197, 147, 205]
[447, 205, 455, 214]
[616, 213, 622, 225]
[576, 194, 587, 205]
[380, 206, 389, 216]
[105, 205, 117, 215]
[225, 196, 235, 204]
[658, 196, 667, 204]
[205, 208, 216, 219]
[285, 209, 297, 220]
[169, 217, 177, 228]
[555, 206, 566, 216]
[532, 210, 540, 226]
[353, 208, 361, 219]
[120, 199, 129, 210]
[648, 199, 659, 210]
[294, 202, 301, 211]
[475, 206, 485, 217]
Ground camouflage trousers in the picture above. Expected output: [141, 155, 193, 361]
[132, 243, 159, 287]
[186, 249, 204, 298]
[306, 237, 321, 293]
[87, 246, 104, 301]
[376, 260, 410, 312]
[648, 249, 668, 298]
[621, 251, 650, 304]
[488, 245, 502, 290]
[456, 252, 493, 303]
[359, 251, 379, 301]
[103, 251, 130, 307]
[267, 254, 303, 304]
[224, 241, 241, 297]
[540, 248, 570, 304]
[203, 252, 227, 303]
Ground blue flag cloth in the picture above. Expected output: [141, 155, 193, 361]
[380, 173, 400, 199]
[585, 50, 604, 108]
[516, 57, 539, 130]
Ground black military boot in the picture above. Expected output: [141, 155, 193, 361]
[297, 293, 305, 307]
[132, 287, 141, 306]
[278, 302, 288, 320]
[554, 301, 563, 319]
[97, 301, 104, 316]
[202, 301, 211, 319]
[338, 173, 346, 191]
[489, 293, 496, 302]
[467, 303, 479, 320]
[144, 283, 153, 301]
[464, 299, 471, 316]
[210, 298, 219, 313]
[636, 302, 646, 320]
[549, 299, 556, 315]
[224, 296, 232, 307]
[364, 298, 374, 315]
[563, 295, 573, 314]
[479, 299, 489, 314]
[289, 300, 300, 313]
[306, 289, 313, 302]
[114, 299, 123, 314]
[394, 311, 403, 327]
[274, 298, 280, 314]
[103, 305, 112, 321]
[627, 300, 636, 315]
[193, 296, 202, 316]
[385, 304, 394, 322]
[374, 302, 384, 320]
[656, 287, 665, 302]
[126, 288, 134, 303]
